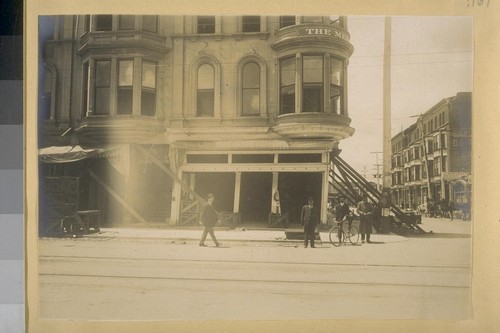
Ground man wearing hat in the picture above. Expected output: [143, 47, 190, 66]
[199, 193, 221, 247]
[356, 194, 374, 243]
[301, 196, 319, 248]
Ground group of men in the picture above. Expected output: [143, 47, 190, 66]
[198, 193, 375, 248]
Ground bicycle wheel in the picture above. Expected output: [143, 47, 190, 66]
[328, 226, 343, 247]
[347, 226, 359, 245]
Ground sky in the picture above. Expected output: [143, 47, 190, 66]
[341, 16, 473, 179]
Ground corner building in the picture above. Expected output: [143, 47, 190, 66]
[39, 15, 355, 227]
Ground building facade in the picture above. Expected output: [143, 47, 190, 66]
[390, 92, 471, 212]
[39, 15, 355, 227]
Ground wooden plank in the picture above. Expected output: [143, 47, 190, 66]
[89, 170, 148, 224]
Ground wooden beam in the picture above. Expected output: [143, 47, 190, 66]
[89, 171, 148, 224]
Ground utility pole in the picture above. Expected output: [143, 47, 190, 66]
[411, 115, 433, 201]
[370, 151, 383, 192]
[382, 16, 392, 190]
[380, 16, 392, 234]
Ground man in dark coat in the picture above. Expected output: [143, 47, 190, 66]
[199, 193, 221, 247]
[335, 197, 351, 225]
[301, 196, 319, 248]
[334, 197, 351, 243]
[356, 195, 374, 243]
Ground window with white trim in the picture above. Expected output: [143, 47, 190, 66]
[87, 58, 157, 117]
[197, 64, 214, 116]
[241, 62, 260, 115]
[197, 16, 215, 34]
[279, 54, 346, 115]
[242, 16, 260, 32]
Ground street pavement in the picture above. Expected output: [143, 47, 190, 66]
[37, 217, 471, 321]
[81, 222, 410, 244]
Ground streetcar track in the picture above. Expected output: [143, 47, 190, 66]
[38, 254, 470, 270]
[38, 271, 470, 289]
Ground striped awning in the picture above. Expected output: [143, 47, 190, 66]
[38, 145, 119, 163]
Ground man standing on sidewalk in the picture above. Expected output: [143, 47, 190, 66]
[199, 193, 221, 247]
[357, 195, 374, 244]
[301, 196, 319, 248]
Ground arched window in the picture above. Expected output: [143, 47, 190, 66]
[242, 62, 260, 115]
[197, 64, 214, 117]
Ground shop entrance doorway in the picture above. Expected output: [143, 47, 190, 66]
[278, 172, 322, 226]
[193, 172, 235, 212]
[239, 172, 272, 225]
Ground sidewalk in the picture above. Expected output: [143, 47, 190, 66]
[86, 226, 409, 244]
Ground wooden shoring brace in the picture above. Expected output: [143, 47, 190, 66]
[135, 145, 228, 225]
[89, 171, 148, 224]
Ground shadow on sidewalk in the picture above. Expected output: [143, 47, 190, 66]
[407, 233, 471, 239]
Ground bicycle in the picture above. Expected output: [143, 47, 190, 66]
[328, 214, 359, 246]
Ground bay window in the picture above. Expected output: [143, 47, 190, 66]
[279, 57, 296, 115]
[302, 55, 323, 113]
[141, 61, 157, 116]
[279, 54, 346, 115]
[330, 57, 343, 114]
[87, 58, 157, 117]
[95, 15, 112, 31]
[94, 60, 111, 115]
[117, 60, 133, 114]
[119, 15, 135, 30]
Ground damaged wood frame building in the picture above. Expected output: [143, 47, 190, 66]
[38, 15, 355, 230]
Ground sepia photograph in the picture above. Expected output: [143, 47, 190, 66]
[24, 1, 500, 332]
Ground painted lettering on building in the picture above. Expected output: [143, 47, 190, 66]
[299, 28, 349, 42]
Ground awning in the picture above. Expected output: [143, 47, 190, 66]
[38, 145, 119, 163]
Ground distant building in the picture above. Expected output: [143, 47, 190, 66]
[390, 92, 471, 211]
[39, 15, 355, 228]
